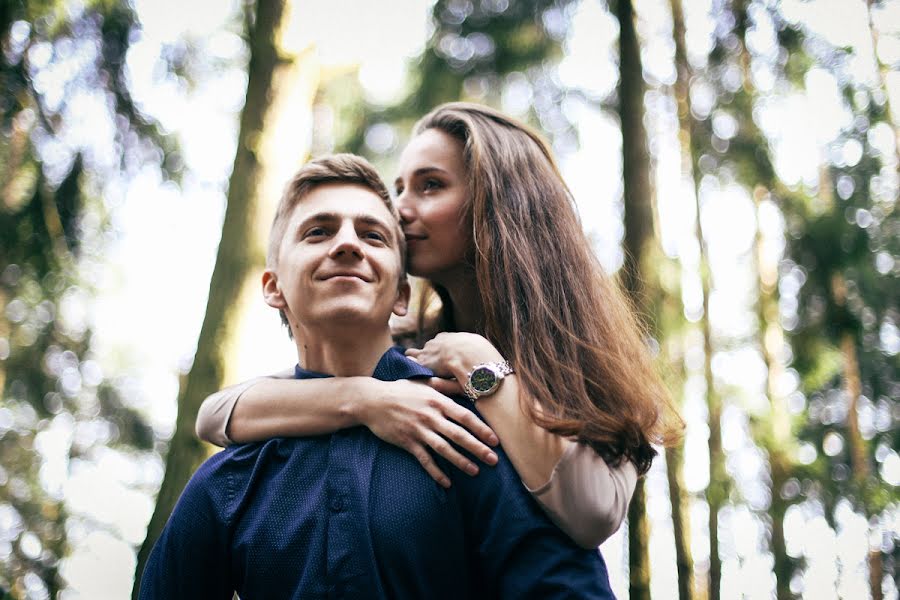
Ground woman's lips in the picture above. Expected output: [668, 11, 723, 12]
[404, 233, 426, 246]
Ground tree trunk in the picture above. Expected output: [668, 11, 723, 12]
[666, 445, 694, 600]
[833, 282, 868, 482]
[131, 1, 289, 596]
[665, 2, 702, 598]
[831, 272, 880, 600]
[732, 1, 797, 594]
[705, 339, 724, 600]
[617, 0, 654, 305]
[869, 547, 884, 600]
[628, 479, 652, 600]
[667, 0, 726, 597]
[615, 0, 655, 597]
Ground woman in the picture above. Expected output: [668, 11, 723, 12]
[196, 102, 681, 548]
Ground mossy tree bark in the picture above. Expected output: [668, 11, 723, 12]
[131, 1, 290, 596]
[615, 1, 657, 598]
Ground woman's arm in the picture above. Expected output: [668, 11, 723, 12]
[527, 442, 637, 548]
[194, 374, 499, 487]
[195, 370, 294, 446]
[407, 332, 637, 548]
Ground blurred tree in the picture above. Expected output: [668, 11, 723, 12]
[786, 40, 899, 599]
[131, 0, 299, 596]
[704, 2, 899, 598]
[667, 0, 705, 597]
[728, 2, 808, 598]
[0, 0, 174, 597]
[864, 0, 900, 164]
[613, 1, 656, 598]
[327, 0, 581, 158]
[671, 1, 813, 597]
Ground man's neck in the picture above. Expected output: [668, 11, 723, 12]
[294, 326, 395, 377]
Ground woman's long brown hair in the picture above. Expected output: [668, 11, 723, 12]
[414, 102, 682, 474]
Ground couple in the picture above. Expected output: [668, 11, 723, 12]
[139, 103, 679, 598]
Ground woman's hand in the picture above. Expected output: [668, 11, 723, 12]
[405, 332, 505, 382]
[357, 378, 499, 488]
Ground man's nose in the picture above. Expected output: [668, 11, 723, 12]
[328, 224, 364, 259]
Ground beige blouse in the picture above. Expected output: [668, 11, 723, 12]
[195, 372, 637, 549]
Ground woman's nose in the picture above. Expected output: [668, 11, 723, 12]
[395, 192, 415, 224]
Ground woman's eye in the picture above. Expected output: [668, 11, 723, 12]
[423, 179, 441, 191]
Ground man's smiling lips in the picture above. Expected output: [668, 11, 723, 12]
[317, 271, 372, 282]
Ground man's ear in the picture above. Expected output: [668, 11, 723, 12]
[392, 280, 411, 317]
[262, 269, 287, 309]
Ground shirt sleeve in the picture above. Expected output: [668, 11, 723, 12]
[449, 402, 616, 599]
[195, 369, 295, 447]
[138, 458, 234, 600]
[526, 441, 638, 548]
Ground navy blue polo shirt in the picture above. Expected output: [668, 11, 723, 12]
[140, 347, 615, 599]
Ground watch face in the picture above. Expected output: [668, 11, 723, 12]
[470, 366, 499, 394]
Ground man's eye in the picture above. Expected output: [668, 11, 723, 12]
[364, 231, 386, 242]
[304, 227, 328, 238]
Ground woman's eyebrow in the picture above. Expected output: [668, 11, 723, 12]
[395, 166, 450, 188]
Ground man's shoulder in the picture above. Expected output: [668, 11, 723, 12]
[188, 439, 288, 488]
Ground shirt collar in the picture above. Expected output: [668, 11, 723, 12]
[294, 346, 433, 381]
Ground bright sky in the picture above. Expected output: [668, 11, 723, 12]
[43, 0, 900, 598]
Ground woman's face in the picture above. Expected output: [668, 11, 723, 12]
[394, 128, 471, 281]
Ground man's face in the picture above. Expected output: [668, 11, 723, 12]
[263, 183, 409, 334]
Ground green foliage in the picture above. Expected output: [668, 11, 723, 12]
[781, 36, 899, 591]
[1, 1, 173, 596]
[326, 0, 578, 157]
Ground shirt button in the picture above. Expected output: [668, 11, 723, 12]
[329, 496, 344, 512]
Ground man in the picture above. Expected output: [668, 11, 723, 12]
[139, 154, 615, 599]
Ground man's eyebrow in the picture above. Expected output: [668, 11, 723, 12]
[394, 167, 450, 188]
[296, 212, 340, 229]
[357, 215, 397, 242]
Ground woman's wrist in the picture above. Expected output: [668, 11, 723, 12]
[344, 377, 392, 427]
[449, 336, 506, 381]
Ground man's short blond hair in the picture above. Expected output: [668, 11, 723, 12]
[268, 153, 406, 272]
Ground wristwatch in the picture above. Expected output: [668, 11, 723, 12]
[463, 361, 514, 401]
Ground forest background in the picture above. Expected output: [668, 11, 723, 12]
[1, 0, 898, 598]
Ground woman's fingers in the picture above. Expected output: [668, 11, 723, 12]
[435, 419, 499, 466]
[441, 399, 499, 448]
[423, 432, 480, 478]
[408, 442, 451, 488]
[428, 377, 463, 397]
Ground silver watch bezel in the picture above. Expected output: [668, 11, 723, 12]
[464, 361, 513, 401]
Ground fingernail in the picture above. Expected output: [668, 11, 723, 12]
[466, 464, 478, 476]
[488, 435, 499, 445]
[440, 478, 451, 488]
[486, 452, 498, 464]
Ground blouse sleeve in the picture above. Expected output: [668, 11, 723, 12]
[525, 442, 638, 549]
[194, 369, 295, 447]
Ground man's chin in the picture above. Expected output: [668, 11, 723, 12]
[304, 301, 391, 329]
